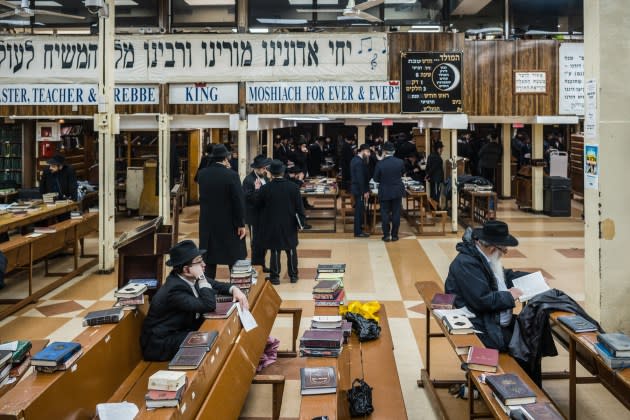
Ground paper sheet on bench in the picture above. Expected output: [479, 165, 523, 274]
[512, 271, 550, 302]
[96, 402, 138, 420]
[236, 303, 258, 332]
[433, 306, 476, 320]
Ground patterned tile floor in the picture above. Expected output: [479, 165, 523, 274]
[0, 199, 626, 419]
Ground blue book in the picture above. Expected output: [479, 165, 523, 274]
[557, 315, 598, 333]
[31, 342, 81, 367]
[594, 342, 630, 370]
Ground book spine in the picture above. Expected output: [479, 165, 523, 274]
[300, 340, 341, 349]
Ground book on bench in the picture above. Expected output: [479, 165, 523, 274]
[597, 333, 630, 358]
[300, 330, 344, 349]
[180, 330, 218, 351]
[31, 341, 81, 367]
[33, 226, 56, 234]
[430, 293, 456, 310]
[300, 366, 337, 395]
[466, 347, 498, 373]
[519, 402, 564, 420]
[485, 373, 536, 405]
[148, 370, 187, 392]
[593, 343, 630, 369]
[114, 283, 147, 299]
[557, 315, 598, 333]
[442, 314, 475, 335]
[145, 383, 187, 408]
[35, 349, 83, 373]
[83, 307, 124, 327]
[168, 346, 207, 370]
[317, 264, 346, 273]
[203, 302, 237, 319]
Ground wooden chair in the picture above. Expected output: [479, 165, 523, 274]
[427, 198, 447, 235]
[339, 191, 355, 233]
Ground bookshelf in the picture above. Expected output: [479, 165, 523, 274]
[36, 122, 94, 183]
[0, 123, 23, 186]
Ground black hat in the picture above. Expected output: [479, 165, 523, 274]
[250, 154, 272, 169]
[434, 141, 444, 149]
[383, 142, 395, 152]
[358, 144, 371, 152]
[472, 220, 518, 247]
[269, 159, 286, 175]
[46, 154, 65, 166]
[210, 144, 230, 159]
[166, 240, 206, 267]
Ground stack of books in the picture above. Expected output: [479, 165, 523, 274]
[42, 193, 56, 204]
[114, 283, 148, 310]
[5, 340, 32, 380]
[310, 315, 352, 344]
[594, 333, 630, 369]
[31, 341, 82, 373]
[83, 307, 125, 327]
[299, 328, 344, 358]
[300, 366, 337, 395]
[145, 370, 187, 409]
[229, 259, 254, 299]
[485, 373, 537, 416]
[316, 263, 346, 276]
[168, 331, 218, 370]
[312, 280, 345, 307]
[430, 293, 456, 310]
[0, 348, 14, 385]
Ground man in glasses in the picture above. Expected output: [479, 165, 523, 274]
[141, 240, 248, 361]
[445, 220, 527, 352]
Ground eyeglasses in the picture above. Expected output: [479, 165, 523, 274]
[495, 246, 508, 255]
[189, 258, 205, 266]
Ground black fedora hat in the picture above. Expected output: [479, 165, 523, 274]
[473, 220, 518, 247]
[269, 159, 286, 175]
[46, 154, 65, 166]
[250, 154, 272, 169]
[166, 240, 206, 266]
[358, 143, 371, 152]
[210, 144, 230, 159]
[383, 142, 395, 152]
[434, 141, 444, 149]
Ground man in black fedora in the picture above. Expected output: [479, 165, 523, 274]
[350, 143, 371, 238]
[254, 159, 305, 285]
[373, 141, 405, 241]
[197, 144, 247, 279]
[445, 220, 526, 352]
[242, 154, 272, 272]
[39, 153, 78, 202]
[140, 240, 248, 361]
[425, 141, 444, 204]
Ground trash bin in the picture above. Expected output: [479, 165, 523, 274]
[543, 176, 571, 217]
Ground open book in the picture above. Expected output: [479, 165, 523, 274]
[512, 271, 551, 302]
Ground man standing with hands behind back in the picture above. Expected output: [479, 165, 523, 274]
[350, 144, 371, 238]
[197, 144, 247, 280]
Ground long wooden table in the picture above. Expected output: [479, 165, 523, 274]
[549, 312, 630, 420]
[0, 212, 99, 320]
[458, 190, 497, 228]
[0, 201, 78, 235]
[415, 281, 561, 420]
[299, 305, 407, 420]
[301, 179, 338, 233]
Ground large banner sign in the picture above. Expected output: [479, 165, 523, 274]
[0, 84, 158, 105]
[169, 83, 238, 104]
[246, 81, 400, 104]
[0, 34, 388, 83]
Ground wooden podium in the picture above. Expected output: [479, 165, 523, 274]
[113, 216, 173, 290]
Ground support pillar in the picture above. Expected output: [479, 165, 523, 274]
[531, 124, 544, 211]
[424, 128, 430, 193]
[450, 130, 458, 232]
[266, 128, 273, 158]
[357, 125, 367, 146]
[158, 114, 171, 225]
[584, 0, 630, 330]
[501, 124, 512, 197]
[318, 123, 324, 137]
[238, 119, 248, 181]
[383, 126, 389, 140]
[96, 0, 116, 273]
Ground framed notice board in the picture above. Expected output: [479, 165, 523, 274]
[513, 70, 548, 94]
[401, 51, 463, 113]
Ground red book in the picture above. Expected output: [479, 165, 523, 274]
[203, 302, 236, 319]
[466, 347, 499, 373]
[430, 293, 456, 310]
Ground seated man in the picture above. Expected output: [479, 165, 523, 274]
[445, 220, 526, 352]
[39, 154, 77, 201]
[140, 240, 248, 361]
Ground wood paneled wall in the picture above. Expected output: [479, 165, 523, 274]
[0, 34, 562, 118]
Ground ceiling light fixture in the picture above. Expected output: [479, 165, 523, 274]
[183, 0, 235, 5]
[249, 27, 269, 33]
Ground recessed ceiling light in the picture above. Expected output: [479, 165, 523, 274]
[288, 0, 337, 5]
[115, 0, 139, 5]
[249, 27, 269, 33]
[257, 18, 308, 25]
[183, 0, 235, 5]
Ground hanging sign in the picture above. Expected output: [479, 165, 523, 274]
[400, 51, 463, 113]
[246, 81, 399, 104]
[0, 84, 158, 105]
[169, 83, 238, 104]
[559, 43, 584, 115]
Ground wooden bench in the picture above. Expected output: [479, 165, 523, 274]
[299, 305, 408, 420]
[404, 191, 447, 236]
[0, 303, 147, 419]
[0, 201, 79, 235]
[549, 312, 630, 420]
[415, 281, 562, 420]
[0, 212, 99, 320]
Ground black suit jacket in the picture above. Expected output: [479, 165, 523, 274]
[140, 272, 232, 361]
[373, 156, 405, 200]
[39, 165, 78, 201]
[350, 155, 370, 195]
[255, 178, 305, 250]
[242, 171, 268, 226]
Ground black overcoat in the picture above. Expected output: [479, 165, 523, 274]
[39, 165, 78, 201]
[197, 162, 247, 265]
[373, 156, 405, 200]
[255, 178, 305, 250]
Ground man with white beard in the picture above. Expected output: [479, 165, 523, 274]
[444, 220, 528, 352]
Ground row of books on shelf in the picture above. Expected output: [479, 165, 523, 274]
[0, 171, 21, 184]
[1, 142, 21, 156]
[0, 157, 22, 169]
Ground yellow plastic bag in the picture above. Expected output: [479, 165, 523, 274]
[339, 300, 381, 323]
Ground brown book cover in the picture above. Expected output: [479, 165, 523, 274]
[521, 402, 563, 420]
[300, 329, 344, 349]
[168, 346, 206, 370]
[430, 293, 456, 310]
[466, 347, 498, 372]
[145, 384, 186, 402]
[203, 302, 237, 319]
[181, 330, 218, 350]
[313, 280, 341, 293]
[485, 373, 536, 405]
[314, 290, 346, 307]
[300, 366, 337, 395]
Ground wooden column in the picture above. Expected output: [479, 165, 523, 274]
[501, 124, 512, 198]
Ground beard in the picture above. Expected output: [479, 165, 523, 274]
[488, 250, 506, 288]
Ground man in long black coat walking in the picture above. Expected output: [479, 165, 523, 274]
[197, 144, 247, 279]
[254, 160, 305, 285]
[373, 142, 405, 242]
[425, 141, 444, 204]
[350, 144, 371, 237]
[242, 154, 271, 272]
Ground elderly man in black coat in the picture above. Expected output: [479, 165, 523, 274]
[197, 144, 247, 279]
[39, 154, 78, 201]
[373, 142, 405, 242]
[242, 155, 271, 272]
[350, 144, 371, 238]
[445, 221, 527, 352]
[140, 240, 248, 361]
[254, 160, 306, 285]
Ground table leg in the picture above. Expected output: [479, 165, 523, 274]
[28, 243, 33, 296]
[569, 338, 576, 420]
